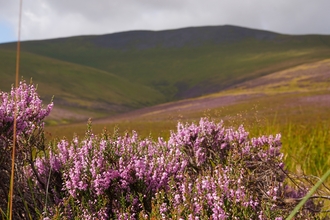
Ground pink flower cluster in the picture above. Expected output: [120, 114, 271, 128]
[0, 80, 53, 219]
[0, 81, 53, 147]
[32, 118, 302, 219]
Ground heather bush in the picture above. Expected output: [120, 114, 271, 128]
[31, 119, 324, 219]
[0, 81, 53, 219]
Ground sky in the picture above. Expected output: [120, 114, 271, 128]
[1, 0, 330, 44]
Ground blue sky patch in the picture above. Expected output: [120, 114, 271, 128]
[0, 21, 16, 44]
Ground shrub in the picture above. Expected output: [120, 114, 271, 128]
[31, 119, 323, 219]
[0, 81, 53, 219]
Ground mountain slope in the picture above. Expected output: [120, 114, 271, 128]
[0, 49, 166, 120]
[45, 57, 330, 139]
[1, 25, 330, 122]
[99, 57, 330, 128]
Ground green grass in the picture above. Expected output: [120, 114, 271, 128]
[21, 37, 330, 96]
[2, 28, 330, 107]
[0, 49, 166, 117]
[1, 28, 330, 128]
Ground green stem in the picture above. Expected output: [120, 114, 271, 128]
[286, 169, 330, 220]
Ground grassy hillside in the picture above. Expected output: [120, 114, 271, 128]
[42, 55, 328, 126]
[0, 49, 166, 123]
[1, 25, 330, 124]
[5, 26, 330, 98]
[49, 57, 330, 132]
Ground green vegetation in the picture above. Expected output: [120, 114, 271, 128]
[2, 25, 330, 219]
[0, 49, 166, 121]
[1, 26, 330, 124]
[1, 25, 329, 178]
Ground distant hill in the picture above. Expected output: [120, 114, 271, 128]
[1, 25, 330, 123]
[2, 25, 280, 50]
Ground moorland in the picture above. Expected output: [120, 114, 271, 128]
[1, 24, 330, 176]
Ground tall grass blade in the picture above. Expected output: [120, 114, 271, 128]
[8, 0, 22, 219]
[0, 208, 6, 220]
[286, 169, 330, 220]
[17, 188, 33, 220]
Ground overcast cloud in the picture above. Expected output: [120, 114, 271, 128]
[1, 0, 330, 44]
